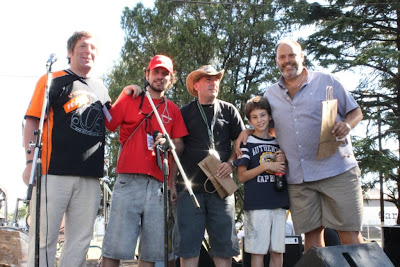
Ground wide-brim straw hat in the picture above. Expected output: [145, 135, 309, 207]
[186, 65, 224, 97]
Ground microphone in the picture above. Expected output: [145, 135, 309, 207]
[152, 130, 160, 142]
[46, 53, 57, 66]
[153, 131, 162, 170]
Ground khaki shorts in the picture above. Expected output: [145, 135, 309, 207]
[288, 167, 363, 234]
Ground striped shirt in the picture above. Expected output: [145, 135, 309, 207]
[235, 135, 289, 210]
[265, 70, 359, 184]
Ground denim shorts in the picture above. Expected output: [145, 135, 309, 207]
[102, 174, 173, 262]
[174, 192, 240, 258]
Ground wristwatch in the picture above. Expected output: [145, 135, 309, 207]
[228, 159, 235, 168]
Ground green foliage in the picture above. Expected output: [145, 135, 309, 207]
[288, 0, 400, 223]
[17, 205, 28, 221]
[5, 203, 28, 225]
[353, 136, 398, 185]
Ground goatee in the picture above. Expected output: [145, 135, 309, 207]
[149, 83, 165, 93]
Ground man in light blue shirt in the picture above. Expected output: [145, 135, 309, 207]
[237, 40, 364, 252]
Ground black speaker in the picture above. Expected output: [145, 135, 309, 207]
[242, 235, 303, 267]
[284, 236, 303, 267]
[383, 226, 400, 266]
[295, 242, 394, 267]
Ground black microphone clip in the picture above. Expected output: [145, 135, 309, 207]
[142, 79, 150, 93]
[153, 131, 162, 170]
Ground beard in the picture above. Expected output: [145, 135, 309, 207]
[149, 80, 167, 92]
[280, 61, 303, 78]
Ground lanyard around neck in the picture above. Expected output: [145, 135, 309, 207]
[197, 99, 219, 149]
[123, 96, 165, 147]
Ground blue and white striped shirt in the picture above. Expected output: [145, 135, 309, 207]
[235, 135, 289, 210]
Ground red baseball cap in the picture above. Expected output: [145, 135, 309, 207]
[147, 55, 174, 74]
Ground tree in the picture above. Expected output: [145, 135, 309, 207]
[107, 0, 294, 103]
[289, 0, 400, 223]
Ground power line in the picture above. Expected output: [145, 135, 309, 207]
[0, 73, 105, 80]
[0, 74, 39, 79]
[164, 0, 400, 7]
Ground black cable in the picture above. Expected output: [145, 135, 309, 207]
[45, 82, 50, 267]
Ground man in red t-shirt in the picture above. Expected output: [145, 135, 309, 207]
[101, 55, 188, 267]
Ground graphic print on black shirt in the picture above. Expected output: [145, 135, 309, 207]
[48, 73, 106, 177]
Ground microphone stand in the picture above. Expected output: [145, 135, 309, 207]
[154, 139, 170, 266]
[26, 54, 57, 267]
[144, 87, 199, 267]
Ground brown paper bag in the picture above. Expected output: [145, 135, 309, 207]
[198, 154, 238, 198]
[316, 86, 341, 160]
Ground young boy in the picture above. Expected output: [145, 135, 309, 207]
[235, 96, 289, 267]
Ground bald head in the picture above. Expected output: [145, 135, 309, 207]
[275, 40, 303, 54]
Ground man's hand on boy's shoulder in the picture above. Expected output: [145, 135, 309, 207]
[234, 129, 255, 156]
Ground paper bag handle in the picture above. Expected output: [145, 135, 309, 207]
[326, 86, 333, 100]
[203, 177, 220, 193]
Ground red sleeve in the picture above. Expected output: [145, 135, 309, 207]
[170, 102, 188, 139]
[105, 90, 129, 132]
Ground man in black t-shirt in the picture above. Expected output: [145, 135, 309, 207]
[23, 31, 110, 267]
[174, 65, 245, 267]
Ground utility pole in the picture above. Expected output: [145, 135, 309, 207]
[377, 96, 384, 242]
